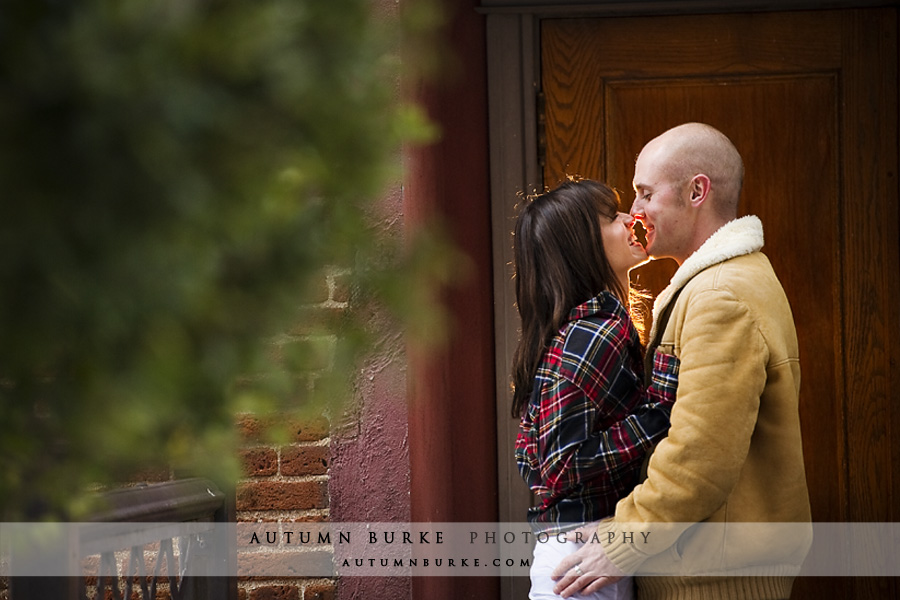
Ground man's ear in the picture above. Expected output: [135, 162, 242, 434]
[689, 174, 711, 207]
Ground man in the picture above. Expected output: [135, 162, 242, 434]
[551, 123, 812, 599]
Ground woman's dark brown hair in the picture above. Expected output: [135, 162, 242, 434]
[510, 179, 626, 418]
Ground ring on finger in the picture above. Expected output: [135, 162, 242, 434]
[575, 564, 584, 576]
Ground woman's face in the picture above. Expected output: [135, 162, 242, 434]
[601, 212, 648, 276]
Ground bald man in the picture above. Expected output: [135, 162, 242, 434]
[551, 123, 812, 600]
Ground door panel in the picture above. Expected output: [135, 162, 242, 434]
[541, 9, 897, 599]
[603, 75, 844, 527]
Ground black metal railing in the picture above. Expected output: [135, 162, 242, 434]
[8, 478, 238, 600]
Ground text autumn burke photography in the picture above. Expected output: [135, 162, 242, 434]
[243, 528, 650, 546]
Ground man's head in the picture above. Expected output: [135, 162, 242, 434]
[630, 122, 744, 264]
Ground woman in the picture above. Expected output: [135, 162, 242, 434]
[512, 179, 679, 599]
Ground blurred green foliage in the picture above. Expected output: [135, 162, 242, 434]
[0, 0, 451, 518]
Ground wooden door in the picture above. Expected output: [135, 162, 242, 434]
[541, 9, 898, 599]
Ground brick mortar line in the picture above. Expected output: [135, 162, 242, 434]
[237, 508, 330, 521]
[238, 544, 334, 554]
[242, 577, 335, 584]
[243, 437, 331, 449]
[239, 474, 329, 484]
[239, 577, 336, 592]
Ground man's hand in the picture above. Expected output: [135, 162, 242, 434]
[551, 527, 625, 598]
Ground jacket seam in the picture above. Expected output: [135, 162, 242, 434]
[768, 357, 800, 369]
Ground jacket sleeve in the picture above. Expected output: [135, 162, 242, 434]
[598, 288, 769, 572]
[535, 337, 680, 501]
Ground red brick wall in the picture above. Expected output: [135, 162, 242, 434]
[235, 413, 335, 600]
[234, 268, 348, 599]
[234, 413, 336, 599]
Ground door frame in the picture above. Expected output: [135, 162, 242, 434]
[482, 2, 898, 599]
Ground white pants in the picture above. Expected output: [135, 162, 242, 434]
[529, 533, 634, 600]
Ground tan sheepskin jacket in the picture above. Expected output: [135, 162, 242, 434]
[598, 216, 812, 600]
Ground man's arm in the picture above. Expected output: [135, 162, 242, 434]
[618, 288, 767, 520]
[553, 288, 769, 592]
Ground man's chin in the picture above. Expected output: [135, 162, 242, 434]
[644, 242, 665, 259]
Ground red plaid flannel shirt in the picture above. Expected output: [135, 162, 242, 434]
[516, 292, 679, 531]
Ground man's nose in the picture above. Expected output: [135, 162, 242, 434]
[629, 201, 643, 218]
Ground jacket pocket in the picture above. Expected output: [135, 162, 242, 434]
[649, 350, 680, 403]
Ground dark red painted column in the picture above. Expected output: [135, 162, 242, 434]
[405, 1, 500, 598]
[331, 0, 497, 598]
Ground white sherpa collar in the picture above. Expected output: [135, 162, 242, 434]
[649, 215, 765, 342]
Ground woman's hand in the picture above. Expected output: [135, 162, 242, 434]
[550, 526, 625, 598]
